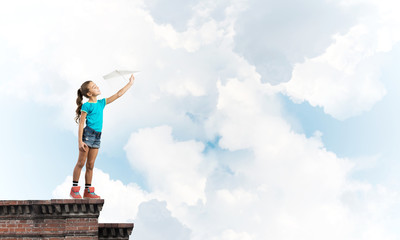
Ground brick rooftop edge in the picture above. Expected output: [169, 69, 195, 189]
[0, 199, 134, 239]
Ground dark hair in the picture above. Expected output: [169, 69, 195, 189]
[75, 81, 92, 124]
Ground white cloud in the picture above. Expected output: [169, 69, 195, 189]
[153, 20, 224, 52]
[183, 77, 400, 239]
[195, 78, 355, 239]
[276, 0, 400, 120]
[134, 200, 192, 240]
[278, 24, 387, 120]
[211, 229, 254, 240]
[124, 125, 209, 207]
[232, 0, 358, 84]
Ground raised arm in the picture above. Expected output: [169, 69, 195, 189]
[106, 74, 135, 105]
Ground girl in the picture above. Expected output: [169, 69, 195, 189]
[70, 74, 135, 199]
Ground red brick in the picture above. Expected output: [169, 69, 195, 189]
[0, 199, 132, 239]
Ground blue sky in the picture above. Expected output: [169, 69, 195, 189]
[2, 0, 400, 239]
[282, 43, 400, 187]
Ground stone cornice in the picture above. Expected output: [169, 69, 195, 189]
[0, 199, 104, 219]
[98, 223, 134, 239]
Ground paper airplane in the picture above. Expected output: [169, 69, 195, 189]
[103, 70, 140, 80]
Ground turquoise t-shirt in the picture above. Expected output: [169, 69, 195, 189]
[81, 98, 107, 132]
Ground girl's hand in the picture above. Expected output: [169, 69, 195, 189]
[79, 141, 88, 152]
[106, 75, 135, 105]
[129, 74, 135, 84]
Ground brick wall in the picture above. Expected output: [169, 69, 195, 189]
[0, 199, 133, 239]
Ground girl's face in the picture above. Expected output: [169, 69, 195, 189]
[87, 81, 101, 97]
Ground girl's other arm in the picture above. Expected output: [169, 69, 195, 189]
[106, 74, 135, 105]
[78, 112, 88, 152]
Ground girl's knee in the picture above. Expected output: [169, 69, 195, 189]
[76, 161, 85, 169]
[86, 163, 94, 170]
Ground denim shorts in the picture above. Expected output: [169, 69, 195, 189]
[82, 126, 102, 149]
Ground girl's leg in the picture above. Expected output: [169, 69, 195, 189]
[73, 149, 89, 182]
[85, 147, 99, 185]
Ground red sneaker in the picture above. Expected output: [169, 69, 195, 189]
[70, 186, 82, 199]
[83, 187, 101, 199]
